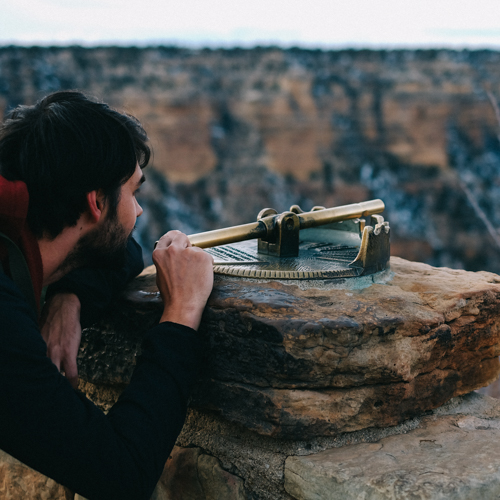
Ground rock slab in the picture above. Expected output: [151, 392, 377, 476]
[154, 446, 246, 500]
[0, 450, 71, 500]
[82, 257, 500, 439]
[285, 395, 500, 500]
[0, 446, 246, 500]
[194, 257, 500, 438]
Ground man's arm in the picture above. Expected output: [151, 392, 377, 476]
[0, 230, 214, 500]
[40, 292, 82, 388]
[41, 237, 144, 387]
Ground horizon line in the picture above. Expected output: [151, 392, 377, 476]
[3, 41, 500, 51]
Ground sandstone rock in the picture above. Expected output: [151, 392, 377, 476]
[285, 405, 500, 499]
[156, 447, 204, 499]
[81, 257, 500, 439]
[0, 444, 246, 500]
[193, 258, 500, 438]
[197, 454, 247, 500]
[0, 450, 71, 500]
[176, 393, 500, 500]
[155, 446, 246, 500]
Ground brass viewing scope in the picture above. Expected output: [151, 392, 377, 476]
[188, 199, 385, 249]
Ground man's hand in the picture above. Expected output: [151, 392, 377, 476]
[153, 231, 214, 330]
[40, 293, 82, 389]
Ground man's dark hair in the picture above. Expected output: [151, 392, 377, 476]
[0, 91, 150, 239]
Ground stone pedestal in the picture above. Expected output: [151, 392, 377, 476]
[190, 258, 500, 439]
[75, 256, 500, 498]
[80, 257, 500, 439]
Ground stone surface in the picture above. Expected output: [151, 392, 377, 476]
[80, 257, 500, 439]
[285, 394, 500, 500]
[155, 446, 246, 500]
[0, 444, 247, 500]
[0, 450, 71, 499]
[176, 393, 500, 500]
[175, 405, 424, 500]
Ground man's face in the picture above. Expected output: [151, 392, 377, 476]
[60, 164, 144, 272]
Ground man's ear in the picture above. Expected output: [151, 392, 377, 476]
[86, 190, 104, 222]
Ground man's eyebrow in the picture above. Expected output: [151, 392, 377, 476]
[137, 174, 146, 186]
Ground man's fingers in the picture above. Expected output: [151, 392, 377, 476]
[154, 230, 191, 250]
[154, 231, 178, 249]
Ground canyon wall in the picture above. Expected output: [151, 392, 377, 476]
[2, 46, 500, 271]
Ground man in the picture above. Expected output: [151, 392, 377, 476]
[0, 91, 214, 499]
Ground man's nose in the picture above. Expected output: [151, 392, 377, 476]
[136, 200, 143, 217]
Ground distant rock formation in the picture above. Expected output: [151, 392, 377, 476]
[2, 46, 500, 271]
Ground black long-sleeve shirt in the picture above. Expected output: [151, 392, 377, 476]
[0, 238, 202, 499]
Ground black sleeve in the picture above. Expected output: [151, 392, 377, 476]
[45, 237, 144, 327]
[0, 274, 202, 500]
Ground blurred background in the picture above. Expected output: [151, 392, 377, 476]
[4, 0, 500, 270]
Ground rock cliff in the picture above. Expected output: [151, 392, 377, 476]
[2, 46, 500, 271]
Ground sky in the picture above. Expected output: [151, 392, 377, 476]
[3, 0, 500, 49]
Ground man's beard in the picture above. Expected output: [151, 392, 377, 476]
[57, 214, 131, 275]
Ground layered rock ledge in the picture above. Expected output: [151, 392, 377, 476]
[284, 393, 500, 500]
[5, 393, 500, 500]
[79, 256, 500, 439]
